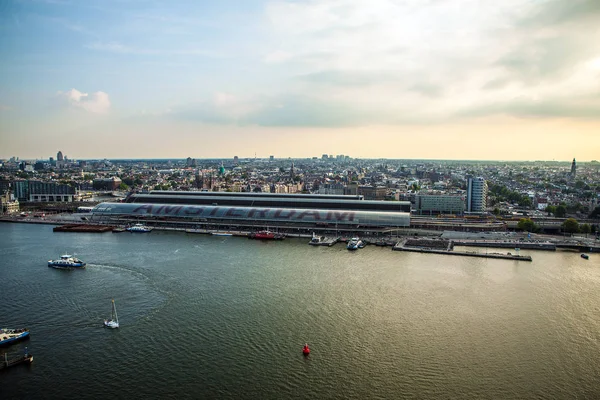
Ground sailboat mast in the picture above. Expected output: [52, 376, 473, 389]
[113, 300, 118, 323]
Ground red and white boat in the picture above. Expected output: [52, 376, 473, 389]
[250, 230, 284, 240]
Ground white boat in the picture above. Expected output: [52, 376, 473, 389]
[310, 232, 324, 244]
[126, 223, 152, 233]
[211, 232, 233, 236]
[103, 299, 119, 329]
[347, 237, 364, 250]
[48, 254, 86, 269]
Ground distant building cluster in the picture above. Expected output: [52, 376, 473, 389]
[0, 152, 598, 234]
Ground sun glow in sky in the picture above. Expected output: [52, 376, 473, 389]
[1, 0, 599, 160]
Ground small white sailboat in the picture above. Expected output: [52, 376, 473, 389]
[103, 299, 119, 329]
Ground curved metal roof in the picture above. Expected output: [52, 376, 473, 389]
[127, 193, 411, 212]
[92, 202, 410, 227]
[148, 191, 364, 201]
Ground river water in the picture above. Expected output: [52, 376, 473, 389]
[1, 223, 600, 399]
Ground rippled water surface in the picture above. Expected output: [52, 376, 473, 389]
[2, 223, 600, 399]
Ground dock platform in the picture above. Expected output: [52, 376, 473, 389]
[393, 239, 532, 261]
[53, 224, 114, 233]
[1, 352, 33, 371]
[453, 240, 555, 251]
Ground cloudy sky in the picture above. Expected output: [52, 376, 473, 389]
[1, 0, 599, 160]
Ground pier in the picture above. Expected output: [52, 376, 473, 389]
[1, 351, 33, 371]
[53, 224, 114, 233]
[452, 240, 556, 251]
[393, 239, 532, 262]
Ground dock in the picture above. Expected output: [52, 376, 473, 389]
[452, 240, 556, 251]
[309, 236, 338, 247]
[393, 239, 532, 261]
[53, 224, 114, 233]
[1, 352, 33, 371]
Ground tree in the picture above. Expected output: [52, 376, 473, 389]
[562, 218, 579, 234]
[118, 182, 129, 191]
[493, 207, 500, 216]
[518, 197, 532, 208]
[517, 218, 538, 232]
[580, 224, 591, 235]
[555, 205, 567, 218]
[589, 206, 600, 219]
[545, 205, 556, 216]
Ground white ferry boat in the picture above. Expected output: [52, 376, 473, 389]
[48, 254, 86, 269]
[346, 237, 364, 250]
[126, 223, 152, 233]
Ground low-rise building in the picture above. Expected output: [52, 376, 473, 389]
[415, 193, 465, 215]
[0, 191, 19, 214]
[93, 177, 122, 191]
[358, 185, 387, 200]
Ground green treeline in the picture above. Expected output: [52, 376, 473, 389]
[489, 184, 532, 207]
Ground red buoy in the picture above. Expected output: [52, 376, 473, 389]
[302, 344, 310, 355]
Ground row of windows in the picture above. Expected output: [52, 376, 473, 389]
[127, 194, 411, 212]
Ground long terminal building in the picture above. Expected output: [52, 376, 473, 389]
[90, 191, 411, 235]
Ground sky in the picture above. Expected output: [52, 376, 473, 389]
[0, 0, 599, 161]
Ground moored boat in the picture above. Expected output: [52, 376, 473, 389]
[347, 237, 364, 250]
[48, 254, 86, 269]
[211, 232, 233, 236]
[581, 253, 589, 260]
[310, 232, 324, 244]
[185, 228, 205, 234]
[0, 328, 30, 347]
[250, 230, 285, 240]
[126, 223, 152, 233]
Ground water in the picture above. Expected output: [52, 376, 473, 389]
[1, 223, 600, 399]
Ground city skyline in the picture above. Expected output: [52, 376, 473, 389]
[1, 0, 599, 160]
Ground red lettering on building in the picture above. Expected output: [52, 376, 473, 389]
[184, 206, 204, 215]
[132, 205, 154, 214]
[163, 206, 182, 214]
[273, 209, 296, 219]
[248, 208, 270, 218]
[225, 207, 244, 217]
[296, 210, 322, 220]
[325, 211, 355, 222]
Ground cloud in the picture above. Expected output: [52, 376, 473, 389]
[167, 91, 445, 127]
[56, 89, 111, 114]
[518, 0, 600, 27]
[459, 95, 600, 119]
[85, 42, 132, 53]
[257, 0, 600, 124]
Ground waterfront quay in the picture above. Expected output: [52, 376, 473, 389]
[452, 240, 557, 251]
[393, 238, 533, 261]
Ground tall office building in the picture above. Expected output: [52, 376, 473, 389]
[57, 151, 64, 161]
[466, 176, 488, 214]
[570, 158, 576, 179]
